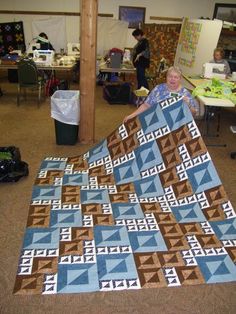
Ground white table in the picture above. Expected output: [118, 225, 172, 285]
[198, 95, 235, 146]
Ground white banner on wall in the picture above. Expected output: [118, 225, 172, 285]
[32, 16, 67, 52]
[97, 17, 129, 56]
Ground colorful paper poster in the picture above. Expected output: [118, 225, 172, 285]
[178, 19, 202, 68]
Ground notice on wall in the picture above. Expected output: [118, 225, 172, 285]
[178, 18, 202, 68]
[174, 18, 223, 76]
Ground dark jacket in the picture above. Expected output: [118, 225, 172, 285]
[132, 38, 150, 68]
[37, 40, 54, 51]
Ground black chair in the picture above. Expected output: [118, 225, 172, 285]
[17, 58, 45, 107]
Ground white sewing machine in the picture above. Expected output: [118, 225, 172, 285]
[123, 49, 131, 62]
[67, 43, 80, 57]
[202, 62, 226, 79]
[58, 55, 76, 65]
[33, 50, 55, 66]
[27, 42, 40, 55]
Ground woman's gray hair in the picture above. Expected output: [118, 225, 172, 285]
[167, 66, 182, 77]
[214, 47, 225, 58]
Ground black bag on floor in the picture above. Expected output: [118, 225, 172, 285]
[0, 146, 29, 183]
[103, 82, 131, 104]
[46, 79, 69, 97]
[58, 79, 69, 90]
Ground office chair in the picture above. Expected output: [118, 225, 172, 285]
[17, 58, 45, 107]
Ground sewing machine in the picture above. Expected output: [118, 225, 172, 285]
[33, 50, 55, 66]
[202, 62, 226, 79]
[58, 55, 76, 65]
[27, 42, 40, 55]
[67, 43, 80, 57]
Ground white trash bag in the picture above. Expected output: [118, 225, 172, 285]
[51, 90, 80, 125]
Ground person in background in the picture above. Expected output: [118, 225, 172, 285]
[123, 66, 198, 123]
[37, 32, 54, 51]
[35, 32, 55, 81]
[132, 29, 150, 89]
[209, 47, 231, 76]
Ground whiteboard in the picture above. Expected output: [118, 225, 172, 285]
[174, 18, 223, 76]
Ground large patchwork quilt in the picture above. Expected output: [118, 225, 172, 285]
[14, 96, 236, 295]
[0, 21, 25, 56]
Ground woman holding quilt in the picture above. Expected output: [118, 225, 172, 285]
[123, 66, 198, 123]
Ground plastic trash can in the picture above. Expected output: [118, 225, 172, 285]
[51, 90, 80, 145]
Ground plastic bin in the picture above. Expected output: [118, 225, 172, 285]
[54, 120, 79, 145]
[51, 90, 80, 145]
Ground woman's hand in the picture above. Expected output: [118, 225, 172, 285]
[183, 96, 190, 105]
[134, 53, 141, 63]
[123, 114, 133, 124]
[183, 96, 197, 116]
[123, 103, 150, 124]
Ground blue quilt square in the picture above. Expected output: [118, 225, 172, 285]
[87, 139, 110, 163]
[171, 203, 206, 223]
[134, 175, 164, 198]
[209, 218, 236, 240]
[50, 210, 82, 227]
[162, 100, 193, 131]
[32, 186, 61, 200]
[186, 161, 221, 193]
[113, 158, 141, 185]
[40, 160, 66, 171]
[111, 203, 145, 220]
[128, 230, 167, 252]
[57, 263, 99, 293]
[80, 189, 110, 204]
[94, 225, 130, 247]
[139, 105, 166, 133]
[134, 141, 163, 172]
[63, 174, 88, 186]
[196, 254, 236, 283]
[97, 253, 138, 281]
[23, 227, 60, 249]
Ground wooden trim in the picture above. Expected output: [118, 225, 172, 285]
[0, 10, 113, 17]
[150, 16, 183, 22]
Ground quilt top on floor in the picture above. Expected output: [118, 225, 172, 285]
[14, 96, 236, 295]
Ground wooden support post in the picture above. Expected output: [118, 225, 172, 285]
[79, 0, 98, 143]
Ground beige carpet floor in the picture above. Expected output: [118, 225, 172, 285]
[0, 72, 236, 314]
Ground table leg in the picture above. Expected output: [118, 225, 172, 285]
[202, 106, 226, 147]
